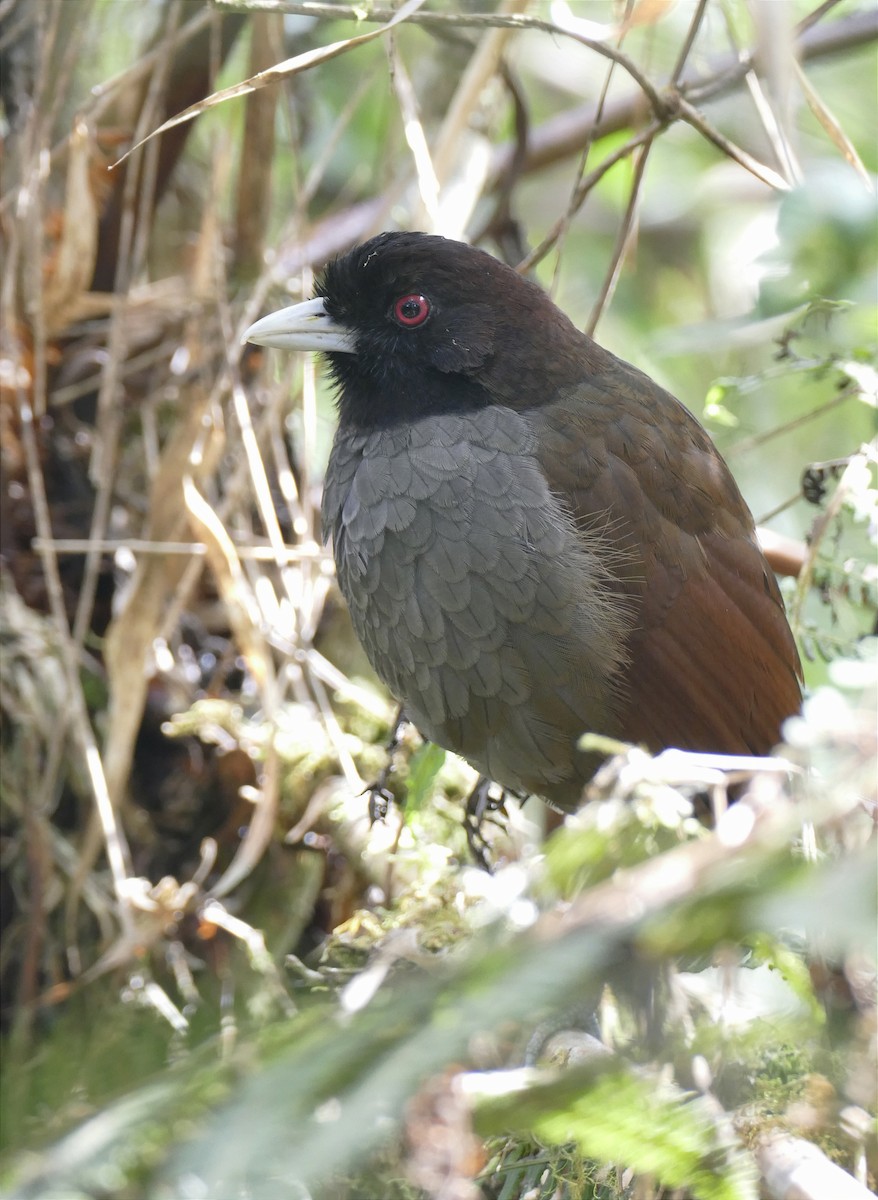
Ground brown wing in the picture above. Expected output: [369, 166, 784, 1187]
[530, 355, 802, 757]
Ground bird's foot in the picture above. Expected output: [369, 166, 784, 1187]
[363, 707, 409, 824]
[366, 785, 394, 825]
[463, 777, 511, 871]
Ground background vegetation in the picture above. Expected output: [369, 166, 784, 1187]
[0, 1, 875, 1198]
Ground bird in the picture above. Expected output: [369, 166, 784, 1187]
[244, 231, 802, 812]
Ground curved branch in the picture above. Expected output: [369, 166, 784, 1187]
[260, 7, 877, 276]
[489, 7, 878, 183]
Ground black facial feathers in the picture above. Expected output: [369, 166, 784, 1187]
[314, 232, 593, 428]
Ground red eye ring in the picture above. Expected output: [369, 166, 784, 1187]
[393, 293, 430, 327]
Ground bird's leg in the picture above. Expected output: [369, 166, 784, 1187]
[463, 776, 512, 871]
[365, 706, 409, 824]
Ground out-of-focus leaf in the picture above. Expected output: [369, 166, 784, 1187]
[405, 741, 447, 816]
[472, 1063, 757, 1200]
[704, 380, 742, 427]
[3, 789, 870, 1199]
[757, 846, 877, 959]
[794, 60, 874, 192]
[130, 826, 836, 1194]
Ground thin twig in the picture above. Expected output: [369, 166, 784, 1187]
[586, 134, 655, 337]
[214, 0, 668, 116]
[17, 390, 136, 939]
[516, 121, 663, 273]
[796, 0, 846, 37]
[0, 6, 216, 216]
[256, 0, 875, 279]
[547, 0, 625, 296]
[73, 4, 185, 654]
[489, 8, 878, 184]
[726, 385, 861, 459]
[675, 95, 792, 192]
[386, 33, 440, 229]
[426, 0, 529, 237]
[31, 537, 332, 562]
[670, 0, 709, 86]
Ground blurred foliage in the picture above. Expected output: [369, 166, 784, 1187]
[1, 2, 876, 1199]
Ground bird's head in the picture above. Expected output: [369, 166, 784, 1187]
[244, 232, 595, 428]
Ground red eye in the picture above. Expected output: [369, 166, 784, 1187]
[393, 293, 430, 327]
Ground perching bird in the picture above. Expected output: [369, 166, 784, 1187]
[245, 232, 802, 811]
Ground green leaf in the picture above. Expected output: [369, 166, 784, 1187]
[474, 1064, 757, 1200]
[703, 380, 740, 427]
[404, 742, 447, 818]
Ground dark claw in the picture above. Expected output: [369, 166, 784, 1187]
[463, 776, 513, 871]
[363, 706, 410, 825]
[367, 786, 393, 825]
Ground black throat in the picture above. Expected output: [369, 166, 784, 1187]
[326, 353, 494, 431]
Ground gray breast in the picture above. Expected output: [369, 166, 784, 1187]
[321, 406, 632, 806]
